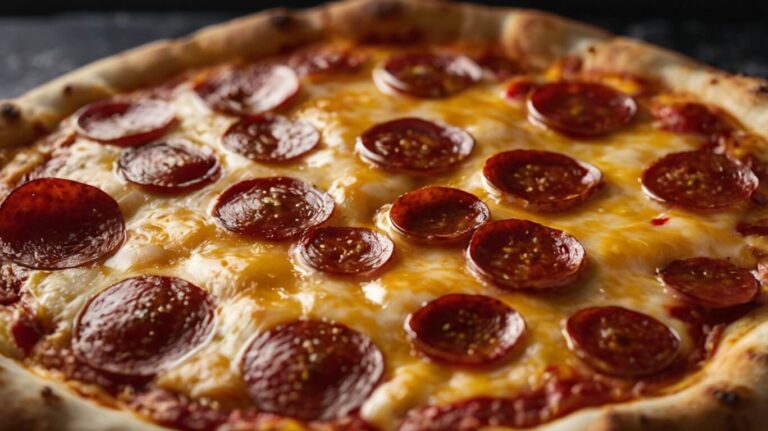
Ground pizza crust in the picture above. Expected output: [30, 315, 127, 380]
[1, 1, 768, 430]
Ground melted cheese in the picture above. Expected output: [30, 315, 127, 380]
[0, 46, 762, 430]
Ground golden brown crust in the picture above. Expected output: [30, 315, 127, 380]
[1, 1, 768, 430]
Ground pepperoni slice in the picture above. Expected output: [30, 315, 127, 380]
[564, 306, 680, 377]
[240, 320, 384, 421]
[641, 150, 757, 210]
[0, 178, 125, 269]
[473, 50, 519, 81]
[483, 150, 602, 212]
[75, 99, 175, 147]
[222, 115, 320, 163]
[73, 275, 214, 378]
[658, 257, 758, 308]
[527, 81, 637, 137]
[405, 294, 525, 366]
[389, 187, 489, 245]
[0, 260, 28, 305]
[117, 139, 221, 193]
[295, 227, 394, 277]
[651, 102, 732, 136]
[503, 78, 538, 101]
[195, 65, 300, 116]
[213, 177, 334, 241]
[289, 48, 366, 77]
[737, 218, 768, 236]
[466, 219, 585, 291]
[374, 53, 482, 98]
[357, 118, 474, 174]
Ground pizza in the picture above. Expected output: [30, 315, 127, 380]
[1, 1, 768, 430]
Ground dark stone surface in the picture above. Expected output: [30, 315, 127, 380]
[0, 11, 766, 99]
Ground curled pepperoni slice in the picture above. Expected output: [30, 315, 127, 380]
[389, 187, 489, 245]
[503, 78, 538, 101]
[659, 257, 758, 308]
[195, 65, 300, 116]
[527, 81, 637, 137]
[213, 177, 334, 241]
[641, 150, 757, 210]
[466, 219, 585, 291]
[222, 115, 320, 163]
[0, 178, 125, 269]
[75, 99, 175, 147]
[651, 102, 732, 136]
[289, 48, 366, 77]
[357, 118, 474, 174]
[117, 139, 221, 193]
[374, 53, 482, 98]
[241, 320, 384, 421]
[295, 227, 394, 277]
[406, 294, 525, 366]
[564, 306, 680, 377]
[0, 261, 28, 305]
[483, 150, 602, 212]
[73, 275, 214, 377]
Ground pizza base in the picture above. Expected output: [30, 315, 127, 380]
[1, 1, 767, 430]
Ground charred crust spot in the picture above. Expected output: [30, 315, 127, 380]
[40, 386, 61, 404]
[32, 122, 48, 135]
[713, 389, 742, 407]
[754, 84, 768, 95]
[369, 0, 402, 19]
[269, 13, 296, 30]
[710, 78, 720, 85]
[0, 103, 21, 122]
[587, 46, 597, 55]
[62, 84, 74, 96]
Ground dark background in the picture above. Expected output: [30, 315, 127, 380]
[1, 1, 767, 99]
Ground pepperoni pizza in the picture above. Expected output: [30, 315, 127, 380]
[1, 1, 768, 430]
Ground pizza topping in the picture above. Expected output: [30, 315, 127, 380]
[75, 99, 176, 147]
[0, 260, 28, 305]
[195, 65, 300, 116]
[295, 227, 394, 276]
[117, 139, 221, 193]
[213, 177, 334, 240]
[472, 50, 519, 81]
[527, 81, 637, 137]
[357, 118, 474, 174]
[658, 257, 758, 308]
[73, 275, 214, 378]
[564, 306, 680, 377]
[240, 320, 384, 421]
[483, 150, 602, 212]
[641, 150, 757, 210]
[406, 294, 525, 366]
[651, 102, 732, 136]
[737, 218, 768, 236]
[467, 219, 585, 291]
[0, 178, 125, 269]
[222, 115, 320, 163]
[11, 309, 44, 356]
[389, 186, 489, 244]
[374, 53, 482, 98]
[503, 78, 538, 101]
[289, 48, 366, 77]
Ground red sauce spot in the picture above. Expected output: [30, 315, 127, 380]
[11, 311, 43, 356]
[651, 216, 669, 226]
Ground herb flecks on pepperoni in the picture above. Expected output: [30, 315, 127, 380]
[73, 275, 214, 378]
[118, 139, 221, 193]
[222, 115, 320, 163]
[240, 320, 384, 421]
[527, 81, 637, 137]
[296, 227, 394, 277]
[406, 294, 525, 366]
[659, 257, 758, 308]
[652, 102, 732, 136]
[641, 150, 757, 210]
[374, 53, 482, 98]
[389, 187, 489, 245]
[213, 177, 334, 240]
[75, 99, 175, 147]
[0, 178, 125, 270]
[195, 65, 300, 116]
[289, 48, 367, 77]
[357, 118, 474, 174]
[564, 306, 680, 377]
[467, 219, 586, 291]
[483, 150, 602, 212]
